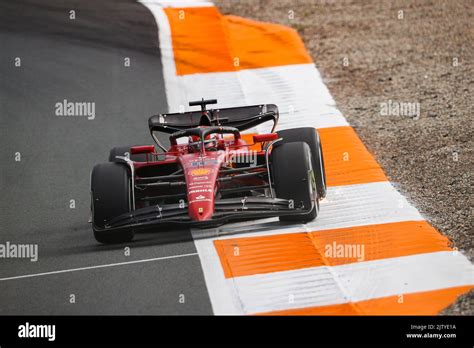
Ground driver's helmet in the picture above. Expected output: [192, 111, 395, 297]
[188, 134, 218, 152]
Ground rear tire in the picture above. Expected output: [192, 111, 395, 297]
[276, 128, 327, 199]
[109, 146, 148, 163]
[91, 163, 134, 244]
[271, 142, 317, 223]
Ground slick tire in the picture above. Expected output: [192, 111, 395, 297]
[91, 162, 134, 244]
[271, 142, 318, 223]
[276, 128, 327, 199]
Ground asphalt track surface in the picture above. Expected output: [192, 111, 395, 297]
[0, 0, 213, 314]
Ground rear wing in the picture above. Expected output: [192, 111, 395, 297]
[148, 104, 279, 134]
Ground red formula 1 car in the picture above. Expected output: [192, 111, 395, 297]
[91, 99, 326, 243]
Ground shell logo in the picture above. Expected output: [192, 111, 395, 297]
[190, 168, 210, 176]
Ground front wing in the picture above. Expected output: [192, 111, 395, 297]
[93, 197, 313, 232]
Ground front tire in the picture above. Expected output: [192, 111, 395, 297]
[271, 142, 317, 223]
[91, 162, 134, 244]
[276, 128, 327, 199]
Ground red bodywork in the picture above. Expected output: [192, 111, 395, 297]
[132, 133, 268, 222]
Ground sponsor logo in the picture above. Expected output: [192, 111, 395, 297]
[192, 176, 209, 181]
[190, 168, 210, 176]
[189, 189, 213, 194]
[189, 199, 212, 204]
[190, 159, 218, 167]
[195, 195, 206, 200]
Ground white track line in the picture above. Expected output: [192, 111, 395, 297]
[139, 1, 178, 111]
[138, 0, 214, 112]
[0, 253, 198, 282]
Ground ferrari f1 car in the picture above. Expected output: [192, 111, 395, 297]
[91, 99, 326, 243]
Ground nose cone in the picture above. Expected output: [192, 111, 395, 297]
[188, 200, 214, 221]
[179, 152, 225, 223]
